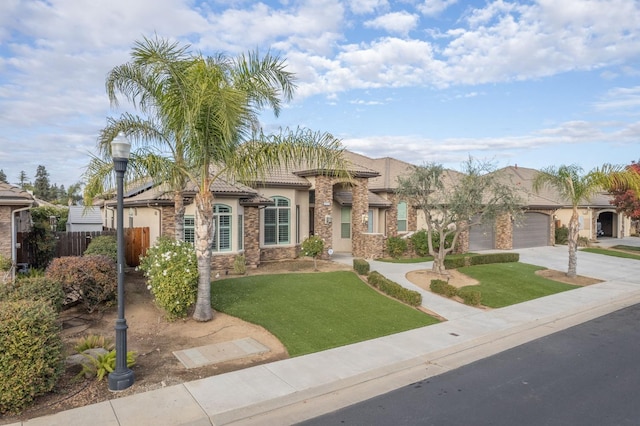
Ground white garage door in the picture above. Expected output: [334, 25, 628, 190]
[513, 212, 550, 248]
[469, 221, 495, 251]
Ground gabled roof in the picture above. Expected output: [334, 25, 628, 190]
[0, 183, 34, 206]
[68, 206, 102, 224]
[334, 191, 392, 208]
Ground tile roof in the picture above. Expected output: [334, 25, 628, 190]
[0, 183, 34, 206]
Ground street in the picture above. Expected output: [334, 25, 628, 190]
[300, 303, 640, 426]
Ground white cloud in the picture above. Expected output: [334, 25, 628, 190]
[592, 86, 640, 112]
[417, 0, 458, 17]
[363, 11, 420, 36]
[348, 0, 389, 15]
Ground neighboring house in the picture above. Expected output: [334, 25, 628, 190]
[66, 206, 103, 232]
[98, 152, 631, 272]
[0, 183, 34, 273]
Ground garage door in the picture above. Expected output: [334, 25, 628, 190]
[513, 212, 550, 248]
[469, 221, 495, 251]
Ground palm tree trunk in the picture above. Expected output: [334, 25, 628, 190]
[192, 190, 215, 322]
[567, 209, 579, 278]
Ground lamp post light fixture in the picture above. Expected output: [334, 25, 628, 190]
[108, 132, 135, 391]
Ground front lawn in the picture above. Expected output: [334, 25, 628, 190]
[211, 271, 439, 356]
[457, 263, 579, 308]
[582, 247, 640, 260]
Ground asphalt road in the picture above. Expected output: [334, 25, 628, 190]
[299, 303, 640, 426]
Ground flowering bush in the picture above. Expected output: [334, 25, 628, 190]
[138, 237, 198, 319]
[301, 235, 324, 271]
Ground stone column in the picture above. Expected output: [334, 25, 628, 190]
[495, 213, 513, 250]
[314, 175, 334, 259]
[243, 206, 261, 268]
[351, 177, 369, 258]
[161, 206, 175, 238]
[386, 193, 398, 237]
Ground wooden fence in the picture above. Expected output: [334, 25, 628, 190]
[16, 227, 150, 268]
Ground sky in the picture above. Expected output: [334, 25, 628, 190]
[1, 0, 640, 189]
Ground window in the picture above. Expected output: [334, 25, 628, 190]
[264, 197, 290, 245]
[212, 204, 232, 252]
[184, 215, 195, 244]
[397, 201, 407, 232]
[237, 214, 244, 251]
[341, 207, 351, 239]
[368, 209, 374, 233]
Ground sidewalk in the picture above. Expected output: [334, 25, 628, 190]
[11, 239, 640, 426]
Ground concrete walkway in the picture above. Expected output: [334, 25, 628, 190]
[10, 238, 640, 426]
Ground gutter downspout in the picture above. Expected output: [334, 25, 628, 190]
[11, 204, 34, 280]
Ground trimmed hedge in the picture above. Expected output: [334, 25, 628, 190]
[0, 300, 63, 414]
[457, 288, 482, 306]
[0, 277, 65, 313]
[444, 252, 520, 269]
[84, 235, 118, 263]
[353, 258, 370, 275]
[386, 236, 408, 259]
[429, 279, 458, 298]
[367, 271, 422, 306]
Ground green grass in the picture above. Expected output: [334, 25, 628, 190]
[457, 263, 579, 308]
[581, 247, 640, 260]
[211, 271, 439, 357]
[612, 245, 640, 252]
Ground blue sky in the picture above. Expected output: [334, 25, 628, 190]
[1, 0, 640, 188]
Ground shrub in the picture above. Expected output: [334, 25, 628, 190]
[138, 237, 198, 319]
[0, 300, 63, 414]
[578, 236, 590, 247]
[78, 349, 136, 381]
[367, 271, 422, 306]
[555, 225, 569, 244]
[233, 255, 246, 275]
[443, 257, 467, 269]
[0, 253, 12, 271]
[74, 335, 114, 353]
[45, 255, 117, 313]
[0, 277, 65, 313]
[457, 288, 482, 306]
[410, 230, 456, 257]
[386, 236, 408, 259]
[301, 235, 325, 270]
[429, 279, 458, 298]
[353, 258, 370, 275]
[84, 235, 118, 263]
[468, 253, 519, 266]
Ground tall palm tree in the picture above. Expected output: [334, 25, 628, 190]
[89, 37, 350, 322]
[533, 164, 640, 278]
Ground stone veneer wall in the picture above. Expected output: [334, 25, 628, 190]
[386, 193, 398, 237]
[260, 246, 299, 262]
[211, 254, 235, 272]
[161, 206, 175, 238]
[456, 221, 470, 254]
[243, 206, 260, 268]
[408, 204, 417, 232]
[314, 175, 334, 260]
[495, 213, 513, 250]
[0, 206, 11, 259]
[351, 177, 369, 258]
[361, 233, 384, 259]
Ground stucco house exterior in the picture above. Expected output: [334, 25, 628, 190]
[97, 152, 632, 271]
[0, 183, 34, 275]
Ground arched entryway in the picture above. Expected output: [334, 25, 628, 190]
[597, 211, 616, 237]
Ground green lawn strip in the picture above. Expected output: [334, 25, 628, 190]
[581, 247, 640, 260]
[211, 271, 439, 357]
[611, 245, 640, 252]
[457, 263, 579, 308]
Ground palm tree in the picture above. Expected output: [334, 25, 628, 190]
[90, 37, 350, 322]
[533, 164, 640, 278]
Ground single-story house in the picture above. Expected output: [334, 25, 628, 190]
[97, 152, 631, 271]
[0, 183, 34, 277]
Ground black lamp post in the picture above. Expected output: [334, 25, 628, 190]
[108, 132, 135, 391]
